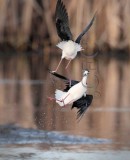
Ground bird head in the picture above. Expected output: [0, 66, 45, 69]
[83, 70, 90, 76]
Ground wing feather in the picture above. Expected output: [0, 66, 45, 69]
[55, 0, 72, 40]
[75, 13, 96, 44]
[49, 71, 79, 91]
[72, 95, 93, 119]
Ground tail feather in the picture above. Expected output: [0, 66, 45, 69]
[55, 89, 66, 106]
[55, 89, 65, 99]
[56, 41, 67, 50]
[75, 43, 83, 52]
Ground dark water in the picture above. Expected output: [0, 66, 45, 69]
[0, 54, 130, 159]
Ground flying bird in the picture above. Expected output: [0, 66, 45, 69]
[52, 0, 96, 72]
[49, 70, 93, 119]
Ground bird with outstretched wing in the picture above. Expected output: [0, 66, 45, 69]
[52, 0, 96, 72]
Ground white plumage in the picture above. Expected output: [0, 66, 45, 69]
[53, 40, 83, 72]
[57, 40, 83, 60]
[55, 70, 89, 107]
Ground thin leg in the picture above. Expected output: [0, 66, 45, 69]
[52, 58, 63, 73]
[66, 66, 72, 87]
[65, 60, 72, 86]
[63, 93, 70, 101]
[47, 93, 70, 107]
[61, 93, 70, 107]
[65, 59, 71, 69]
[47, 96, 63, 102]
[47, 96, 56, 101]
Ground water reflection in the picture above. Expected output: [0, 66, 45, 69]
[0, 53, 130, 151]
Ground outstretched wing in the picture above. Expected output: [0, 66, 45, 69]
[50, 71, 79, 91]
[75, 13, 96, 44]
[72, 95, 93, 119]
[55, 0, 72, 41]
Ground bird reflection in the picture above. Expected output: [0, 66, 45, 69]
[49, 71, 93, 120]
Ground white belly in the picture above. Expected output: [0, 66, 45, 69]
[56, 40, 83, 60]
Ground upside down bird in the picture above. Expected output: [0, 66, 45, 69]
[52, 0, 96, 72]
[49, 70, 93, 119]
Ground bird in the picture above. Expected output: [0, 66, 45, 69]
[52, 0, 96, 73]
[49, 70, 93, 119]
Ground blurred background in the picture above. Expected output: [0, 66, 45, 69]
[0, 0, 130, 149]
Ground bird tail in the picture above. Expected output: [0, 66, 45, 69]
[56, 41, 67, 50]
[55, 89, 66, 106]
[74, 42, 83, 52]
[56, 41, 83, 52]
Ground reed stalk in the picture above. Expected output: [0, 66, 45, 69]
[0, 0, 129, 52]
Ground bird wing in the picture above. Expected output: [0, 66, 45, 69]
[50, 71, 79, 91]
[72, 95, 93, 119]
[55, 0, 73, 41]
[75, 13, 96, 44]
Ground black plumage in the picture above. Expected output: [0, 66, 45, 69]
[55, 0, 96, 43]
[72, 95, 93, 119]
[50, 71, 78, 91]
[55, 0, 72, 41]
[50, 71, 93, 119]
[75, 13, 96, 44]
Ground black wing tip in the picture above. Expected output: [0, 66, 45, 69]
[49, 71, 68, 79]
[56, 0, 62, 9]
[55, 0, 72, 41]
[75, 12, 96, 44]
[55, 0, 67, 18]
[57, 0, 63, 5]
[49, 71, 79, 92]
[49, 70, 56, 75]
[76, 106, 88, 120]
[88, 11, 97, 24]
[72, 94, 93, 120]
[92, 11, 97, 22]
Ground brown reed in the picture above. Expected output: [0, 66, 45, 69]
[0, 0, 129, 53]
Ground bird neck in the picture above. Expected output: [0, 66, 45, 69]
[81, 76, 88, 88]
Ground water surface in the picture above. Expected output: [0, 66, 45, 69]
[0, 54, 130, 159]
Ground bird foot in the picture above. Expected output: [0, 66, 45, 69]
[47, 96, 64, 103]
[47, 96, 55, 101]
[47, 96, 66, 107]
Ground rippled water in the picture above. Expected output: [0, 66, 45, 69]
[0, 107, 130, 160]
[0, 54, 130, 159]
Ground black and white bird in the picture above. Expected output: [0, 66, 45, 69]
[49, 70, 93, 119]
[52, 0, 96, 72]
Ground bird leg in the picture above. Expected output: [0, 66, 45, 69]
[47, 93, 70, 107]
[52, 58, 63, 73]
[57, 93, 70, 107]
[47, 96, 64, 104]
[65, 59, 71, 70]
[47, 96, 56, 101]
[66, 63, 72, 87]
